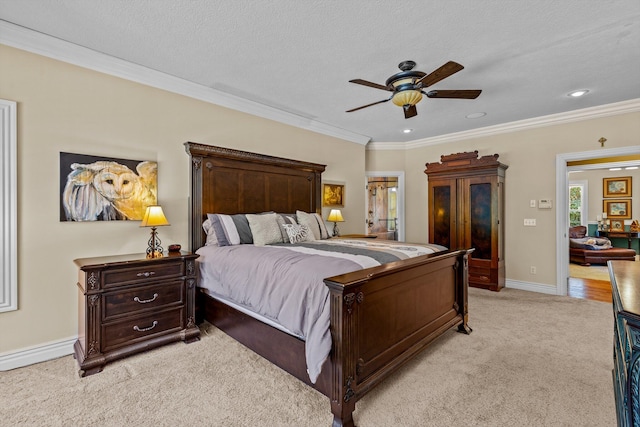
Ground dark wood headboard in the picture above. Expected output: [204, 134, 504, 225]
[184, 142, 326, 251]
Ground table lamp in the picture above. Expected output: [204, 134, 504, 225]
[327, 209, 344, 237]
[140, 205, 170, 258]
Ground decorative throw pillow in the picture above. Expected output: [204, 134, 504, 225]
[246, 213, 282, 246]
[207, 214, 242, 246]
[282, 223, 312, 244]
[275, 213, 298, 243]
[296, 210, 330, 240]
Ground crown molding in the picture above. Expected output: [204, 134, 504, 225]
[0, 21, 371, 145]
[368, 98, 640, 151]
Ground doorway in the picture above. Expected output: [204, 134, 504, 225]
[365, 171, 405, 241]
[556, 146, 640, 296]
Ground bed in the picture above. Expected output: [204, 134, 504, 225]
[185, 142, 472, 427]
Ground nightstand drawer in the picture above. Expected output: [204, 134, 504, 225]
[103, 280, 184, 321]
[102, 307, 184, 352]
[103, 262, 184, 287]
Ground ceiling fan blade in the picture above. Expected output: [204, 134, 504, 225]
[415, 61, 464, 88]
[346, 97, 391, 113]
[403, 104, 418, 119]
[349, 79, 391, 91]
[425, 89, 482, 99]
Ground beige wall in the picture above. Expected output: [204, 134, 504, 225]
[367, 112, 640, 289]
[570, 168, 639, 225]
[0, 45, 365, 353]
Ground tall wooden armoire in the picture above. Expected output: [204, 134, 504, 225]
[425, 151, 508, 291]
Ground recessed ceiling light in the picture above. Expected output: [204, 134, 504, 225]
[568, 89, 589, 97]
[609, 167, 622, 171]
[402, 129, 413, 133]
[465, 112, 486, 119]
[625, 166, 639, 170]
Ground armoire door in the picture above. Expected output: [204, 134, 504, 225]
[428, 178, 457, 249]
[462, 175, 499, 287]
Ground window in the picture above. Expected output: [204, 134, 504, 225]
[569, 180, 588, 227]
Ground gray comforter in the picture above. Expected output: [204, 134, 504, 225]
[196, 239, 445, 383]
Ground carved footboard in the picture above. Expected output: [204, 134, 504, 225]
[324, 249, 471, 427]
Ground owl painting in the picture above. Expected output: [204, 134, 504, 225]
[60, 153, 158, 221]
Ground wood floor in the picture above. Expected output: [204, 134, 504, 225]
[568, 276, 612, 302]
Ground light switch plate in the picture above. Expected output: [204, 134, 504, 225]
[539, 199, 553, 209]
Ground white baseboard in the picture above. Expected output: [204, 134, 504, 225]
[0, 337, 76, 371]
[0, 280, 559, 372]
[506, 279, 559, 295]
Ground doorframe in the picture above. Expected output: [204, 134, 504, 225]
[365, 171, 405, 242]
[556, 145, 640, 295]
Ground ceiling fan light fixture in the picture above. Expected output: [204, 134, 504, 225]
[392, 90, 423, 107]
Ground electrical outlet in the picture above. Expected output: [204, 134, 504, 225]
[524, 218, 536, 226]
[530, 266, 537, 274]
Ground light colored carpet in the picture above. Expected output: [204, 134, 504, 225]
[1, 288, 616, 426]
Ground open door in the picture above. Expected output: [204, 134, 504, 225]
[365, 171, 405, 241]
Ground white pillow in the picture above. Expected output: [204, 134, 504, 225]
[202, 219, 219, 246]
[282, 223, 312, 244]
[296, 210, 330, 240]
[246, 213, 282, 246]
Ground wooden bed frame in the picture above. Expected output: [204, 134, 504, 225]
[185, 142, 472, 427]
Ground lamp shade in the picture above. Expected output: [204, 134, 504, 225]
[140, 205, 170, 227]
[327, 209, 344, 223]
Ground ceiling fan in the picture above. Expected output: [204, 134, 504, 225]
[346, 60, 481, 119]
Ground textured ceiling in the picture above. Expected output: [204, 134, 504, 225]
[1, 0, 639, 143]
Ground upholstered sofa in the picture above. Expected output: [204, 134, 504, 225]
[569, 225, 637, 265]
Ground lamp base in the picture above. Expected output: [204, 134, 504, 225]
[146, 250, 164, 259]
[332, 223, 340, 237]
[146, 227, 164, 258]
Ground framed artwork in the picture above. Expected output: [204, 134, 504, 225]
[603, 199, 632, 220]
[603, 176, 632, 198]
[60, 152, 157, 222]
[610, 220, 624, 232]
[322, 182, 345, 207]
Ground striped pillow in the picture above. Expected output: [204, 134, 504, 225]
[207, 214, 241, 246]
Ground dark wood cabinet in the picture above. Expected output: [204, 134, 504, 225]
[609, 260, 640, 427]
[73, 252, 200, 376]
[425, 151, 507, 291]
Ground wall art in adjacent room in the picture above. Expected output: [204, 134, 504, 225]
[60, 152, 157, 221]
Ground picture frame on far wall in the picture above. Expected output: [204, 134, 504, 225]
[603, 176, 632, 198]
[322, 182, 345, 207]
[604, 199, 632, 220]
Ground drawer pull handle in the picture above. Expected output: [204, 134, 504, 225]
[133, 321, 158, 332]
[133, 293, 158, 304]
[136, 271, 156, 277]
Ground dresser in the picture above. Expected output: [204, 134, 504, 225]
[73, 252, 200, 377]
[425, 151, 508, 291]
[610, 260, 640, 426]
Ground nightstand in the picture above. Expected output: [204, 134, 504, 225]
[73, 252, 200, 377]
